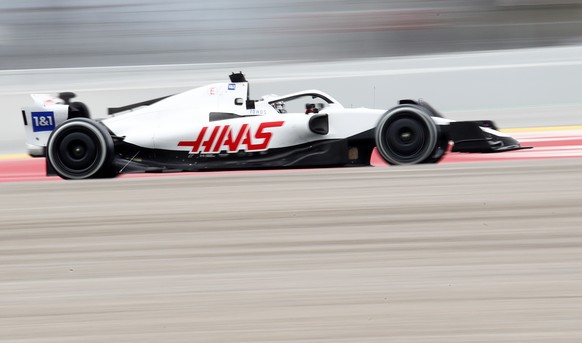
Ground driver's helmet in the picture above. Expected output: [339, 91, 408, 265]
[260, 94, 286, 113]
[305, 103, 319, 114]
[274, 101, 286, 113]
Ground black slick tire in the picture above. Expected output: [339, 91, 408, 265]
[46, 118, 116, 179]
[375, 105, 442, 165]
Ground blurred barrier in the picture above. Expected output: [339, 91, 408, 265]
[495, 0, 582, 6]
[0, 0, 581, 69]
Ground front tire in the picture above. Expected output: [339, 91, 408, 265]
[375, 105, 444, 165]
[47, 118, 116, 179]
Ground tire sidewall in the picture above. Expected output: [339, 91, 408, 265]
[375, 106, 439, 165]
[47, 118, 113, 179]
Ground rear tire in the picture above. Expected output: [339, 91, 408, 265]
[375, 105, 443, 165]
[47, 118, 116, 180]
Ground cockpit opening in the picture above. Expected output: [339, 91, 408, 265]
[267, 93, 333, 114]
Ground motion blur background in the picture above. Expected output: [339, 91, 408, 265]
[2, 0, 582, 69]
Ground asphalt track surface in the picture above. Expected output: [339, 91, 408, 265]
[1, 160, 582, 342]
[2, 130, 582, 342]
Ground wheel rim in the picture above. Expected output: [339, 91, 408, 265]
[382, 115, 429, 163]
[57, 131, 99, 173]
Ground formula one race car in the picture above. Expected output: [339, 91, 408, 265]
[21, 72, 528, 179]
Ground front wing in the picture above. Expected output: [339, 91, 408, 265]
[447, 121, 530, 153]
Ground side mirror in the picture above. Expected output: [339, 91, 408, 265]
[234, 98, 244, 106]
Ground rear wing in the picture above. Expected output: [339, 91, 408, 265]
[21, 92, 94, 157]
[21, 94, 72, 157]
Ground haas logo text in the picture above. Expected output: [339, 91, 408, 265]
[178, 121, 284, 154]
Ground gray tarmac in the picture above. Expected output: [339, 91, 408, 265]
[1, 158, 582, 342]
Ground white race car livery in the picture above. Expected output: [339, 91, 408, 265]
[20, 72, 529, 179]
